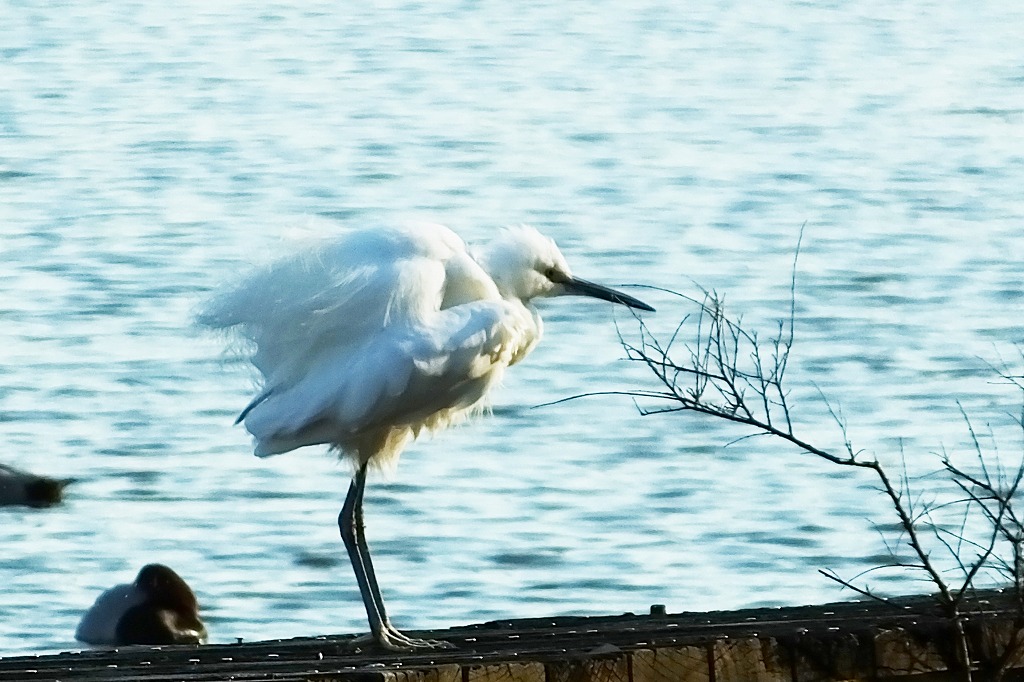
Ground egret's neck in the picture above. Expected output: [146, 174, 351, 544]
[504, 298, 543, 367]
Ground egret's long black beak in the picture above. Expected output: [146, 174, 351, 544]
[563, 276, 655, 312]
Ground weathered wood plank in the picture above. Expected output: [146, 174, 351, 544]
[785, 632, 873, 682]
[464, 661, 545, 682]
[630, 646, 710, 682]
[334, 664, 462, 682]
[875, 628, 949, 677]
[968, 620, 1024, 676]
[546, 653, 629, 682]
[712, 637, 789, 682]
[3, 591, 1024, 680]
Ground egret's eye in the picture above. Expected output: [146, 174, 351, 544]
[543, 267, 559, 281]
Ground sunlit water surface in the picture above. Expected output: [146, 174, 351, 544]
[2, 0, 1023, 656]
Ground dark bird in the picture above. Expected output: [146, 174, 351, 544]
[76, 564, 208, 646]
[0, 463, 72, 508]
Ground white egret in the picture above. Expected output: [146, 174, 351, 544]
[199, 222, 653, 650]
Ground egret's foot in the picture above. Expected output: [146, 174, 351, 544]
[376, 622, 453, 651]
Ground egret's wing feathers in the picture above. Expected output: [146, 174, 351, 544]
[235, 388, 272, 424]
[198, 223, 522, 462]
[241, 300, 527, 460]
[198, 225, 464, 386]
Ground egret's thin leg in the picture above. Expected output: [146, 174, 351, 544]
[346, 464, 390, 626]
[340, 464, 449, 650]
[339, 465, 390, 646]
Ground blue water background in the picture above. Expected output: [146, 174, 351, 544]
[2, 0, 1023, 655]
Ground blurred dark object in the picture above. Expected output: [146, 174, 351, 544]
[0, 463, 73, 508]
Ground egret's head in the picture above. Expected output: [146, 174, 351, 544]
[477, 226, 654, 311]
[477, 226, 570, 302]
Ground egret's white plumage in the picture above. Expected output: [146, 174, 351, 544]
[200, 221, 653, 650]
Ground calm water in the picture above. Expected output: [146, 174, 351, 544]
[2, 0, 1023, 656]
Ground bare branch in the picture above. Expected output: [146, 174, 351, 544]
[599, 237, 1024, 679]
